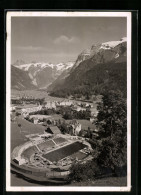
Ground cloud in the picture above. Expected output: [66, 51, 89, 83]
[54, 35, 79, 44]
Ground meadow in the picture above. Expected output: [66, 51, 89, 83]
[11, 89, 65, 101]
[11, 116, 46, 152]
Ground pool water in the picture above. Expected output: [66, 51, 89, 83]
[42, 142, 86, 162]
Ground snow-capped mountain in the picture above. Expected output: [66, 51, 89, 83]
[53, 62, 74, 78]
[12, 37, 126, 91]
[100, 37, 127, 49]
[12, 61, 74, 89]
[71, 37, 127, 71]
[48, 37, 127, 96]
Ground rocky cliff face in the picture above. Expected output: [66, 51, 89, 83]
[49, 37, 127, 97]
[71, 37, 126, 73]
[71, 49, 91, 71]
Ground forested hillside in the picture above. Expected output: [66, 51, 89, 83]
[49, 60, 127, 98]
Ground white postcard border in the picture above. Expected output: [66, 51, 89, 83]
[6, 11, 131, 192]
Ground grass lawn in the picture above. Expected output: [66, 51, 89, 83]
[11, 89, 65, 101]
[11, 90, 100, 107]
[11, 116, 46, 152]
[77, 120, 96, 130]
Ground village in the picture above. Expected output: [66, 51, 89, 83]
[10, 95, 100, 141]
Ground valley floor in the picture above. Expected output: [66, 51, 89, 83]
[11, 89, 65, 101]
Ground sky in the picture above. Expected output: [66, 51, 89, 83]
[11, 17, 127, 64]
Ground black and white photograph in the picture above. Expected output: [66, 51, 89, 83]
[6, 11, 131, 191]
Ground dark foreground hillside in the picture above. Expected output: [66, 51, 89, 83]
[11, 172, 127, 186]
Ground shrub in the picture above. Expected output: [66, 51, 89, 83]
[69, 160, 102, 182]
[16, 112, 21, 116]
[18, 123, 21, 128]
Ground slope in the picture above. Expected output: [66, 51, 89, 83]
[11, 65, 37, 90]
[49, 59, 127, 98]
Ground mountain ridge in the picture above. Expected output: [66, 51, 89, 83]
[11, 37, 127, 94]
[71, 37, 127, 72]
[11, 65, 37, 90]
[48, 37, 127, 98]
[12, 61, 74, 89]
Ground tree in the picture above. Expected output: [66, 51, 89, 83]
[18, 123, 21, 128]
[16, 112, 20, 116]
[39, 98, 45, 105]
[94, 91, 127, 175]
[86, 93, 90, 100]
[69, 160, 102, 182]
[59, 121, 68, 134]
[18, 123, 22, 133]
[87, 127, 92, 138]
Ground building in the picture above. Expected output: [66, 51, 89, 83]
[11, 96, 22, 104]
[72, 106, 86, 112]
[45, 126, 61, 134]
[90, 117, 95, 123]
[10, 105, 16, 112]
[33, 118, 39, 124]
[43, 119, 58, 126]
[13, 157, 28, 166]
[28, 115, 51, 124]
[68, 120, 82, 136]
[59, 100, 73, 106]
[21, 105, 42, 117]
[85, 103, 92, 108]
[91, 128, 99, 139]
[44, 101, 56, 110]
[90, 107, 98, 117]
[74, 123, 81, 135]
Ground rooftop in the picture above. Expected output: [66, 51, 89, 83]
[48, 126, 61, 134]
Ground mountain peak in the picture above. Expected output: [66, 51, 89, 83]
[12, 61, 75, 89]
[120, 37, 127, 41]
[72, 37, 127, 70]
[100, 37, 127, 49]
[49, 37, 127, 98]
[12, 59, 26, 66]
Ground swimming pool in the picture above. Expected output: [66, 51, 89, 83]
[42, 142, 86, 162]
